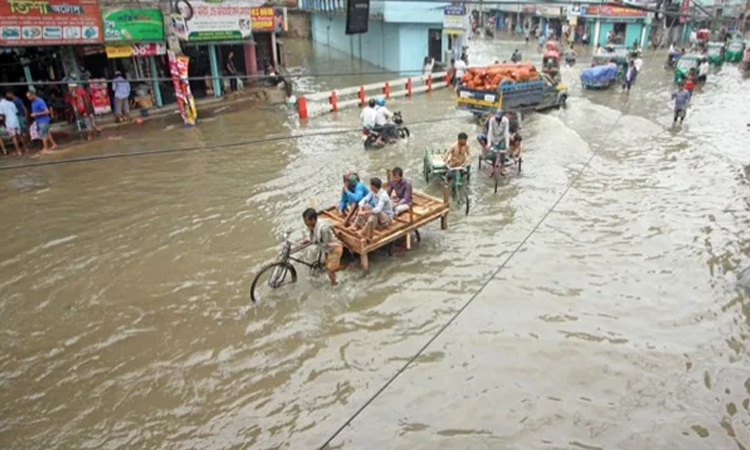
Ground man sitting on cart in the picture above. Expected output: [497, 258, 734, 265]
[386, 167, 413, 215]
[443, 132, 471, 181]
[338, 172, 370, 217]
[302, 208, 343, 285]
[348, 177, 394, 238]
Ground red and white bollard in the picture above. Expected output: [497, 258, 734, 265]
[330, 90, 338, 112]
[358, 85, 365, 108]
[383, 81, 390, 99]
[297, 95, 308, 119]
[426, 73, 433, 92]
[406, 78, 412, 98]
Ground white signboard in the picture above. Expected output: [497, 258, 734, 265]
[173, 0, 252, 42]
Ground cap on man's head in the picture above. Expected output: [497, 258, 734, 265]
[348, 174, 358, 183]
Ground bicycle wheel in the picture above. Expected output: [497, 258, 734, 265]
[250, 262, 297, 302]
[460, 185, 470, 215]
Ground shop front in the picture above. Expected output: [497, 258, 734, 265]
[0, 0, 104, 104]
[102, 8, 167, 108]
[250, 6, 288, 75]
[170, 0, 253, 98]
[583, 5, 649, 48]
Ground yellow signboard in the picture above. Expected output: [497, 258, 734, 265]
[105, 45, 133, 58]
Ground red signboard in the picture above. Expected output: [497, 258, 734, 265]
[0, 0, 103, 45]
[679, 0, 690, 23]
[585, 5, 646, 16]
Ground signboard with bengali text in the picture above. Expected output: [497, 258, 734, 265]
[444, 4, 466, 35]
[250, 6, 287, 32]
[0, 0, 103, 45]
[173, 0, 251, 42]
[584, 5, 646, 17]
[105, 42, 166, 58]
[101, 8, 163, 42]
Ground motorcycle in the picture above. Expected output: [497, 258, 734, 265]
[362, 128, 385, 150]
[392, 111, 410, 139]
[363, 112, 410, 150]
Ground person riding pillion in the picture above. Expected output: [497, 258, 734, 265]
[374, 97, 396, 142]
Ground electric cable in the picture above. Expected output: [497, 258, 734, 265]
[317, 110, 626, 449]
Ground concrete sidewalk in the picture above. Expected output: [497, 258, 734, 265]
[49, 86, 283, 135]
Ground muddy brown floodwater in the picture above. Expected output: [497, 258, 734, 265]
[1, 38, 750, 449]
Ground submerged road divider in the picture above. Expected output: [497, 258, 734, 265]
[297, 71, 449, 119]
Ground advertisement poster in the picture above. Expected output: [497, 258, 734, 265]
[443, 5, 466, 35]
[679, 0, 689, 23]
[250, 6, 287, 33]
[171, 0, 251, 42]
[105, 42, 166, 58]
[585, 5, 646, 16]
[102, 8, 164, 42]
[0, 0, 103, 45]
[168, 51, 197, 127]
[89, 79, 111, 115]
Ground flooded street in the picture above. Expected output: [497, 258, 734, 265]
[2, 37, 750, 449]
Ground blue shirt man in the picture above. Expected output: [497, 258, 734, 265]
[113, 73, 131, 99]
[31, 96, 50, 124]
[338, 174, 370, 214]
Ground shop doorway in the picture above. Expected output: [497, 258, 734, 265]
[612, 23, 627, 44]
[428, 29, 442, 63]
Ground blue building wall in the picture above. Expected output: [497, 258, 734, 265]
[383, 1, 444, 23]
[310, 12, 443, 73]
[625, 22, 642, 46]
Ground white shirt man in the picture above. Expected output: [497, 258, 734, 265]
[360, 103, 377, 129]
[0, 98, 20, 132]
[699, 60, 709, 77]
[374, 105, 393, 126]
[634, 57, 644, 72]
[454, 59, 467, 80]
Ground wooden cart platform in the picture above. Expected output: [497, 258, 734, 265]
[318, 191, 449, 272]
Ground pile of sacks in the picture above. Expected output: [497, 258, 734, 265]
[459, 63, 540, 90]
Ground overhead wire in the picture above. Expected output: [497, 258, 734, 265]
[317, 44, 670, 449]
[0, 113, 470, 172]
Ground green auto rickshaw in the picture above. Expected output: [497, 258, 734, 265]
[706, 42, 725, 66]
[674, 54, 701, 83]
[725, 40, 746, 63]
[593, 51, 629, 80]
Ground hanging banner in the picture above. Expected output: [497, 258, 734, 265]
[105, 42, 166, 58]
[0, 0, 103, 46]
[250, 6, 287, 32]
[102, 8, 164, 42]
[679, 0, 689, 23]
[345, 0, 369, 35]
[172, 0, 251, 42]
[89, 79, 111, 115]
[168, 51, 197, 127]
[444, 5, 466, 35]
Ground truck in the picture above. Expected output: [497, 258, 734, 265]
[455, 74, 568, 117]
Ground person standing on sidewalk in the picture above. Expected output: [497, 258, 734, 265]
[0, 92, 28, 155]
[112, 71, 131, 123]
[226, 51, 238, 92]
[69, 83, 101, 141]
[27, 90, 56, 154]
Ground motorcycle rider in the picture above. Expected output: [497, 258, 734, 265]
[374, 97, 396, 143]
[360, 99, 382, 145]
